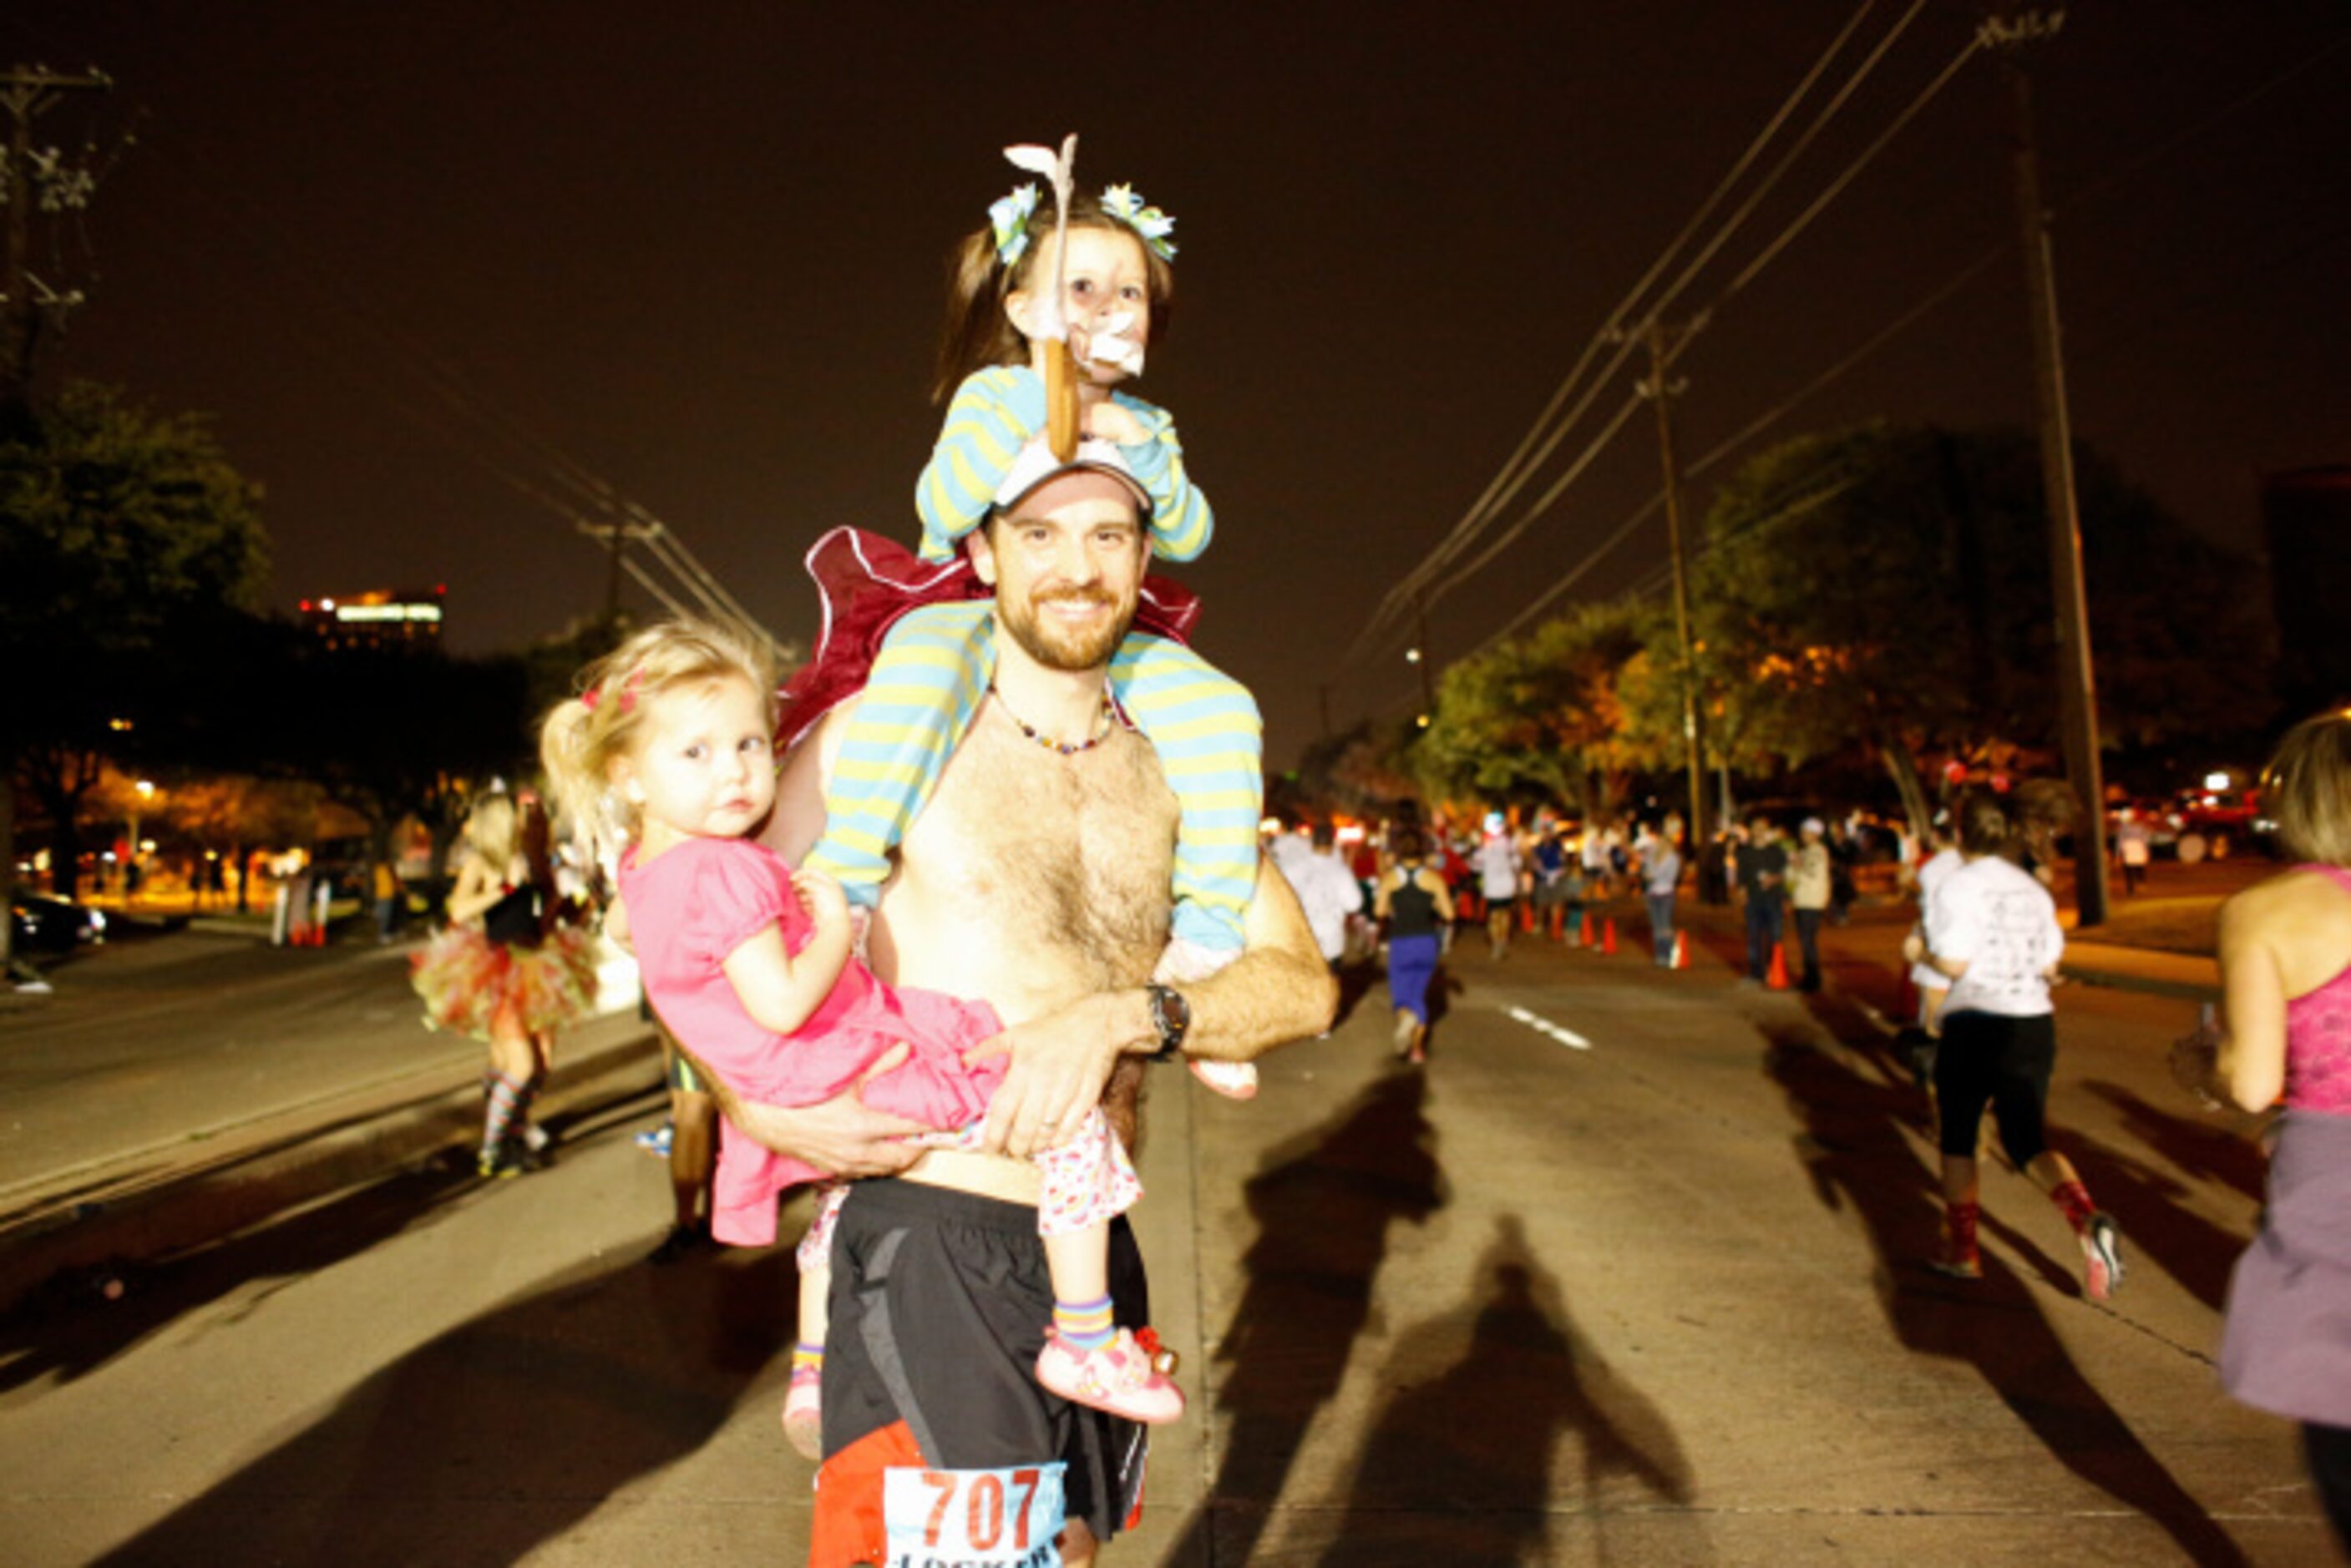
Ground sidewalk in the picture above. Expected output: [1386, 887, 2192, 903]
[1628, 893, 2221, 1002]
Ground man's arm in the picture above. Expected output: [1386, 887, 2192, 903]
[673, 1035, 928, 1179]
[974, 855, 1337, 1157]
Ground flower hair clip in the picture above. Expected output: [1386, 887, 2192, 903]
[1100, 183, 1177, 262]
[990, 182, 1041, 268]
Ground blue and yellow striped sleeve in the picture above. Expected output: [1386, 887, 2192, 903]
[1109, 631, 1261, 952]
[915, 367, 1046, 563]
[1111, 394, 1214, 563]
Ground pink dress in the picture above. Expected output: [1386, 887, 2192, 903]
[621, 837, 1009, 1245]
[619, 836, 1139, 1248]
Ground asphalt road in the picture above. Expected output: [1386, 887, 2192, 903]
[0, 918, 2333, 1565]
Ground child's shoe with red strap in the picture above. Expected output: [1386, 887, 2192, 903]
[1035, 1327, 1185, 1424]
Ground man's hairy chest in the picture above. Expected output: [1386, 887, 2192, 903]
[904, 716, 1183, 981]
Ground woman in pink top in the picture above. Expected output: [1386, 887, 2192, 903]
[2175, 710, 2351, 1550]
[539, 619, 1181, 1461]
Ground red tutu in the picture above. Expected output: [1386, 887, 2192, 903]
[410, 921, 600, 1040]
[777, 526, 1203, 751]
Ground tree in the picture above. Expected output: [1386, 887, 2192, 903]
[1417, 599, 1652, 818]
[160, 771, 327, 911]
[1287, 717, 1422, 824]
[275, 640, 535, 886]
[1692, 422, 2265, 838]
[1, 383, 267, 911]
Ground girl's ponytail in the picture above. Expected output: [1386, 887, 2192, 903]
[932, 226, 1021, 406]
[537, 696, 608, 855]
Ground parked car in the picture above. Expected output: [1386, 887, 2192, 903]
[10, 887, 107, 955]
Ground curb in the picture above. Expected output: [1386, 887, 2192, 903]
[0, 1019, 661, 1317]
[2060, 963, 2219, 1004]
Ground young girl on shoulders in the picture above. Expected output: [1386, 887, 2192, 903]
[540, 619, 1180, 1461]
[792, 172, 1264, 1055]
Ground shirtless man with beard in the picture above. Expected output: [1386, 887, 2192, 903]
[708, 458, 1335, 1567]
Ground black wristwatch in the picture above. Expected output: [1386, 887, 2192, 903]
[1145, 983, 1191, 1062]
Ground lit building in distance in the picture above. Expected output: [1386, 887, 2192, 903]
[298, 586, 448, 652]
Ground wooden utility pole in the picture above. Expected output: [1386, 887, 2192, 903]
[1638, 316, 1709, 854]
[577, 520, 655, 625]
[1982, 8, 2110, 927]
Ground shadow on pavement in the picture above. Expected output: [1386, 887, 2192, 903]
[2083, 1080, 2267, 1203]
[1330, 958, 1382, 1033]
[2054, 1134, 2250, 1315]
[1172, 1067, 1447, 1565]
[88, 1207, 793, 1566]
[1316, 1213, 1700, 1565]
[0, 1090, 657, 1396]
[1766, 1025, 2250, 1566]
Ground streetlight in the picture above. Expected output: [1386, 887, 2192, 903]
[1406, 639, 1433, 734]
[127, 780, 155, 898]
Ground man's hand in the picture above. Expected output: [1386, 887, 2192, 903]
[963, 992, 1136, 1160]
[692, 1039, 929, 1179]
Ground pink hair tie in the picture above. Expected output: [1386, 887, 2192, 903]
[584, 669, 644, 715]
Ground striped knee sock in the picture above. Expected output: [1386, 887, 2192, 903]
[790, 1342, 823, 1383]
[481, 1071, 522, 1155]
[512, 1074, 542, 1147]
[1054, 1295, 1115, 1353]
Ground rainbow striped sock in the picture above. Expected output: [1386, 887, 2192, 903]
[790, 1341, 823, 1382]
[1054, 1295, 1115, 1353]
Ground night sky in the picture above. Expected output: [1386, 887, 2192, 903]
[8, 2, 2346, 766]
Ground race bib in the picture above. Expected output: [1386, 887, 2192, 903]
[882, 1461, 1067, 1568]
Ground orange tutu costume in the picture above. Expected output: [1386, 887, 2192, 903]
[410, 921, 600, 1040]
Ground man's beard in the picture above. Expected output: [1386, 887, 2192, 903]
[997, 584, 1135, 672]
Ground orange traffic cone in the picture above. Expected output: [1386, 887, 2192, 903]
[1602, 917, 1619, 956]
[1579, 912, 1594, 946]
[1519, 900, 1537, 933]
[1767, 941, 1792, 990]
[1548, 903, 1565, 940]
[1671, 931, 1689, 969]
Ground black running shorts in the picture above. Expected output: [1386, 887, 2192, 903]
[1933, 1010, 2056, 1167]
[818, 1179, 1151, 1550]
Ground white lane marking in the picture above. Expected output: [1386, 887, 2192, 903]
[1506, 1004, 1592, 1050]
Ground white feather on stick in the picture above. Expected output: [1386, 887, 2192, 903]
[1003, 135, 1077, 341]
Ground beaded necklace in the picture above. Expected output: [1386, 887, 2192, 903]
[990, 680, 1116, 756]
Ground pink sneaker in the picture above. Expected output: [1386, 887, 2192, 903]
[781, 1367, 822, 1461]
[1034, 1328, 1185, 1424]
[1189, 1058, 1259, 1100]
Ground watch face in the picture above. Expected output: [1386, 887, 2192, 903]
[1153, 984, 1189, 1041]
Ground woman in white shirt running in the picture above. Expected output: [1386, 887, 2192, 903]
[1923, 792, 2125, 1300]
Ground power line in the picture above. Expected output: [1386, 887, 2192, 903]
[1341, 0, 1896, 665]
[1449, 247, 2005, 669]
[1352, 12, 1972, 675]
[1707, 28, 1984, 308]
